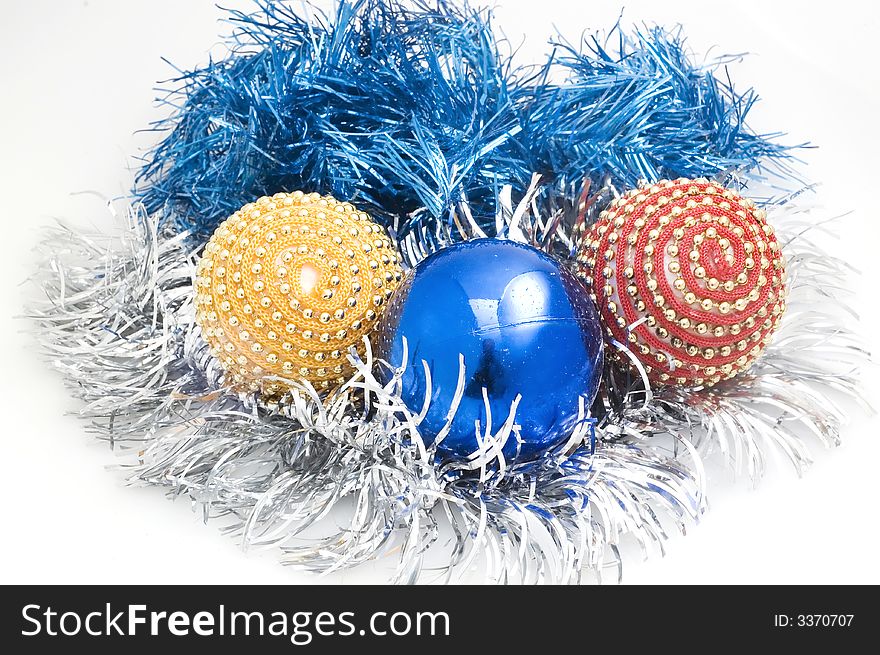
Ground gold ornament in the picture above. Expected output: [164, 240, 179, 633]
[195, 191, 403, 394]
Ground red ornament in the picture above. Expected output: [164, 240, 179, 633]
[576, 178, 787, 387]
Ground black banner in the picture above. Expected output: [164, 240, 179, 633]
[1, 585, 871, 652]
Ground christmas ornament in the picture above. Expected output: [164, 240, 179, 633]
[194, 191, 402, 393]
[577, 179, 787, 387]
[377, 239, 604, 461]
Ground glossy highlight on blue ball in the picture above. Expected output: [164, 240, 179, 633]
[377, 239, 604, 462]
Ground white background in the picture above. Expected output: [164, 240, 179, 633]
[1, 0, 878, 584]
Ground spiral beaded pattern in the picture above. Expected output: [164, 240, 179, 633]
[576, 178, 787, 387]
[195, 191, 402, 394]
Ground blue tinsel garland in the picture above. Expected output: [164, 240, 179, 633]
[136, 0, 795, 242]
[513, 25, 796, 197]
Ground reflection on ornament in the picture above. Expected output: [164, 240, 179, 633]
[577, 178, 787, 387]
[195, 191, 402, 394]
[377, 239, 604, 462]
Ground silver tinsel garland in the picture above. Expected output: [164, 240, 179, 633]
[28, 189, 867, 583]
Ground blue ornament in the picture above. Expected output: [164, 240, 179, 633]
[377, 239, 604, 462]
